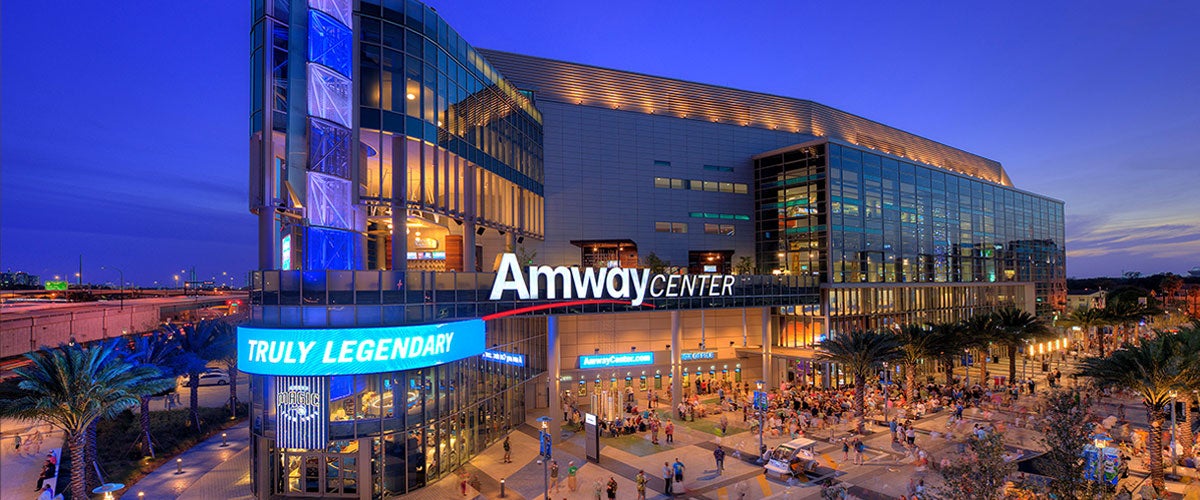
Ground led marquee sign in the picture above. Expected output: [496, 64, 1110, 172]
[238, 319, 485, 376]
[482, 350, 526, 367]
[578, 352, 654, 369]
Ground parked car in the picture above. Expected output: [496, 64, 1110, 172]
[180, 369, 230, 386]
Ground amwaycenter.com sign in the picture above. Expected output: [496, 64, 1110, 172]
[490, 253, 734, 307]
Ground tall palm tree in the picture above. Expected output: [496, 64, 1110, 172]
[928, 321, 967, 385]
[1079, 334, 1196, 494]
[126, 330, 192, 457]
[816, 330, 902, 432]
[171, 319, 235, 432]
[896, 324, 937, 403]
[963, 313, 997, 383]
[1175, 323, 1200, 460]
[988, 307, 1050, 382]
[0, 340, 172, 500]
[1105, 300, 1155, 345]
[1066, 307, 1109, 356]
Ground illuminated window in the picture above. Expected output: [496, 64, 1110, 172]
[655, 222, 688, 233]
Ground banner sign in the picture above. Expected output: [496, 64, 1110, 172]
[490, 253, 735, 307]
[681, 350, 718, 361]
[753, 391, 769, 411]
[238, 319, 486, 376]
[482, 349, 526, 367]
[275, 376, 327, 450]
[578, 352, 654, 369]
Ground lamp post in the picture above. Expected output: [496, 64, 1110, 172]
[101, 266, 125, 310]
[536, 416, 552, 500]
[755, 379, 765, 462]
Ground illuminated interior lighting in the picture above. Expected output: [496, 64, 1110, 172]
[406, 93, 416, 100]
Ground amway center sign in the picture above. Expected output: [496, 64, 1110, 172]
[490, 253, 735, 307]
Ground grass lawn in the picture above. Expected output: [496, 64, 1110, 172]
[94, 404, 248, 488]
[679, 416, 750, 437]
[603, 433, 667, 457]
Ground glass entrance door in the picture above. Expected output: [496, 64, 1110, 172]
[280, 449, 360, 497]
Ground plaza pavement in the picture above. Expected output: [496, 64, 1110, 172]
[106, 355, 1200, 499]
[1, 419, 63, 500]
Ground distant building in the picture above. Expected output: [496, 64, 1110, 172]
[1066, 289, 1106, 310]
[0, 271, 40, 289]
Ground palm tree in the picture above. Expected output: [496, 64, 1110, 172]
[1175, 323, 1200, 461]
[1079, 333, 1196, 494]
[126, 330, 192, 457]
[0, 340, 172, 500]
[171, 320, 235, 432]
[1105, 300, 1155, 345]
[1066, 307, 1109, 356]
[896, 324, 937, 403]
[963, 313, 997, 383]
[928, 321, 967, 385]
[988, 307, 1050, 382]
[816, 330, 902, 432]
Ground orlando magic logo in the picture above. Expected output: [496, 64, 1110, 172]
[277, 385, 322, 425]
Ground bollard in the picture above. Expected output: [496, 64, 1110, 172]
[221, 432, 229, 447]
[500, 478, 506, 498]
[175, 458, 183, 474]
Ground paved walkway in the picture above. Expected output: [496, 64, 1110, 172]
[117, 423, 251, 499]
[0, 419, 63, 500]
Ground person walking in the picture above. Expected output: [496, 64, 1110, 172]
[502, 435, 512, 463]
[842, 440, 850, 462]
[714, 445, 726, 473]
[550, 460, 560, 492]
[853, 438, 865, 465]
[662, 462, 673, 496]
[13, 433, 22, 453]
[592, 479, 603, 500]
[665, 420, 674, 444]
[673, 457, 685, 492]
[635, 470, 647, 500]
[720, 414, 729, 435]
[567, 461, 579, 492]
[605, 476, 618, 500]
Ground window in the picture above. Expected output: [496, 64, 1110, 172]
[653, 160, 672, 166]
[703, 165, 733, 173]
[704, 224, 735, 235]
[655, 222, 688, 233]
[671, 178, 686, 189]
[654, 177, 670, 189]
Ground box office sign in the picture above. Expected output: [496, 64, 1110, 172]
[681, 350, 717, 361]
[490, 253, 735, 307]
[275, 376, 327, 450]
[238, 319, 486, 376]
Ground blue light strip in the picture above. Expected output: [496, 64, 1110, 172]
[238, 319, 486, 376]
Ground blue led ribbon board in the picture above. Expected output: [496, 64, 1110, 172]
[578, 352, 654, 369]
[239, 319, 486, 376]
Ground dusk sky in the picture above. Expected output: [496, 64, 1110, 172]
[3, 1, 1197, 285]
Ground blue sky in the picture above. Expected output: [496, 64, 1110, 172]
[3, 0, 1197, 285]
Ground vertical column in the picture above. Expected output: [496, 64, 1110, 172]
[391, 138, 407, 271]
[547, 316, 562, 440]
[464, 164, 477, 272]
[761, 308, 774, 388]
[670, 311, 682, 414]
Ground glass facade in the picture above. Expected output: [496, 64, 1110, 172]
[357, 0, 545, 243]
[251, 318, 543, 497]
[755, 141, 1066, 316]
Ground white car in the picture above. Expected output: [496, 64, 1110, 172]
[180, 370, 230, 386]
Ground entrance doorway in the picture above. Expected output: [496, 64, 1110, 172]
[279, 448, 360, 497]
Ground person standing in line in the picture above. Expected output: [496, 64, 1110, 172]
[567, 461, 579, 492]
[635, 470, 647, 500]
[714, 445, 726, 473]
[502, 435, 512, 463]
[662, 462, 673, 496]
[550, 460, 560, 492]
